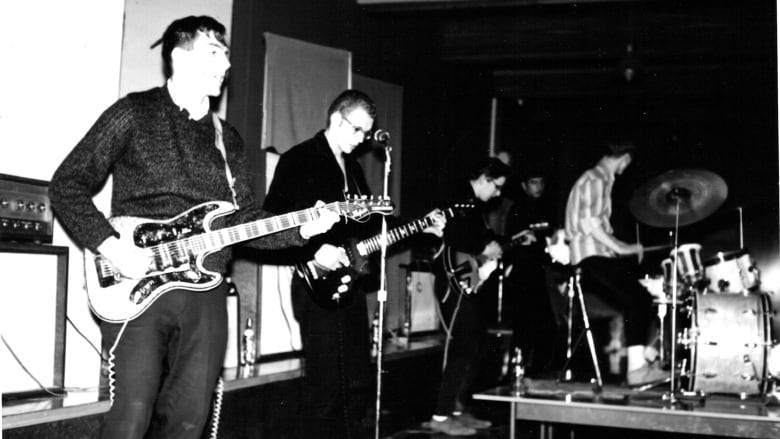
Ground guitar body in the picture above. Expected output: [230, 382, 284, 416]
[85, 197, 394, 322]
[296, 239, 375, 301]
[441, 221, 549, 296]
[85, 201, 233, 322]
[442, 246, 495, 296]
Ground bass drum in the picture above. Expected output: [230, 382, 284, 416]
[680, 292, 772, 396]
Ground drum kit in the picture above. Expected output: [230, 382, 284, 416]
[630, 169, 777, 400]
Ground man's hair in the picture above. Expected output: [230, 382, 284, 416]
[161, 16, 228, 79]
[326, 90, 377, 126]
[468, 157, 511, 181]
[605, 139, 637, 159]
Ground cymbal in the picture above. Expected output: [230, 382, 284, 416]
[630, 169, 727, 227]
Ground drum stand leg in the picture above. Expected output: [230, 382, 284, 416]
[557, 267, 604, 391]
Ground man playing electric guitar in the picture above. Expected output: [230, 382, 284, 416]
[297, 205, 467, 302]
[49, 17, 339, 439]
[425, 157, 510, 436]
[263, 90, 445, 438]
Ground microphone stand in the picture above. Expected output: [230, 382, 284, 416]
[374, 142, 392, 439]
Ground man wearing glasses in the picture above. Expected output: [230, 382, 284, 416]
[263, 90, 380, 438]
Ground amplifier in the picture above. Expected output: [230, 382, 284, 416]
[0, 174, 53, 244]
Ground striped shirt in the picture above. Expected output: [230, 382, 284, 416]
[564, 162, 616, 265]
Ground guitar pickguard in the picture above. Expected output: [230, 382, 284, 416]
[128, 263, 219, 305]
[133, 204, 219, 272]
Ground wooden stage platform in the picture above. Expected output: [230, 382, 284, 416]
[474, 379, 780, 439]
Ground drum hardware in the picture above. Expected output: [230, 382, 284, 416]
[557, 267, 604, 391]
[630, 169, 728, 403]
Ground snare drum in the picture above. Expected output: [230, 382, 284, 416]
[680, 292, 772, 395]
[703, 249, 760, 293]
[671, 243, 703, 283]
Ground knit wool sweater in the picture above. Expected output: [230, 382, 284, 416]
[50, 86, 303, 273]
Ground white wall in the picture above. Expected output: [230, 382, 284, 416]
[0, 0, 125, 390]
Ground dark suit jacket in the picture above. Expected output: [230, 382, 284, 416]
[263, 130, 375, 262]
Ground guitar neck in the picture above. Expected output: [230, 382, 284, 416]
[358, 215, 437, 256]
[159, 203, 343, 256]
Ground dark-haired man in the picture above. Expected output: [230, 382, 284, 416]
[426, 157, 510, 436]
[50, 16, 337, 439]
[564, 141, 663, 386]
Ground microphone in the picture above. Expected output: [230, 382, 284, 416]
[373, 130, 391, 144]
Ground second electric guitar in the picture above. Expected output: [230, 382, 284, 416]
[297, 204, 474, 301]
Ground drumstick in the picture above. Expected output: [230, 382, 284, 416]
[619, 244, 671, 257]
[641, 244, 673, 253]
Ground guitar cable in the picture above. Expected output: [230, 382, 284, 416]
[106, 318, 130, 406]
[436, 284, 464, 372]
[209, 376, 224, 439]
[1, 335, 68, 397]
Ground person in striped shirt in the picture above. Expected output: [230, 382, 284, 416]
[564, 141, 664, 386]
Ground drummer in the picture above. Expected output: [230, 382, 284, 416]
[564, 140, 665, 386]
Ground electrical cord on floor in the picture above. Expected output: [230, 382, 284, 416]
[1, 335, 67, 397]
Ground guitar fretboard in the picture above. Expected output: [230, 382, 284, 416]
[358, 215, 438, 256]
[151, 203, 347, 266]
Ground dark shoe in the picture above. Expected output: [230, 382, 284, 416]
[423, 417, 477, 436]
[453, 412, 492, 429]
[627, 361, 667, 387]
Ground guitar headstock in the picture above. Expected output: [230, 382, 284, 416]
[341, 195, 395, 220]
[444, 203, 476, 219]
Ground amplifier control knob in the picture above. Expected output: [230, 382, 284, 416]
[27, 202, 36, 211]
[0, 199, 8, 208]
[0, 219, 8, 228]
[17, 200, 25, 210]
[38, 203, 47, 212]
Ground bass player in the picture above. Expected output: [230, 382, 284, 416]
[425, 156, 510, 436]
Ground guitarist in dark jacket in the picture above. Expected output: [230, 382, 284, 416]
[426, 157, 510, 436]
[264, 90, 393, 438]
[49, 17, 338, 439]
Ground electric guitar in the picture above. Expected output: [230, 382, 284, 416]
[296, 204, 474, 301]
[442, 221, 550, 296]
[85, 197, 394, 322]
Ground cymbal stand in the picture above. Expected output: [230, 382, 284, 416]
[665, 194, 682, 403]
[374, 144, 392, 439]
[557, 267, 603, 391]
[496, 259, 504, 325]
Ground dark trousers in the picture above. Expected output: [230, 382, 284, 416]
[508, 260, 564, 375]
[434, 272, 488, 415]
[99, 283, 227, 439]
[291, 275, 371, 439]
[578, 256, 654, 346]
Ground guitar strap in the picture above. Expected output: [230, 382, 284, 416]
[211, 113, 239, 209]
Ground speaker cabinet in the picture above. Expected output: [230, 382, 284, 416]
[1, 243, 67, 398]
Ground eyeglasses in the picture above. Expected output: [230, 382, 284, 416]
[341, 114, 372, 137]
